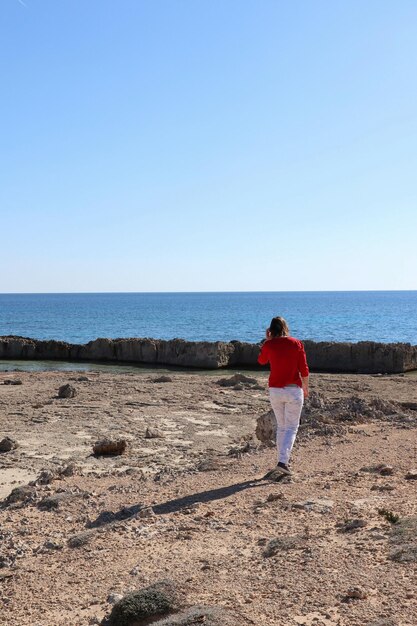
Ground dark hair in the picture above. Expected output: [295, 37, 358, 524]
[269, 316, 289, 338]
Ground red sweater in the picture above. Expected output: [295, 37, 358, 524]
[257, 336, 309, 388]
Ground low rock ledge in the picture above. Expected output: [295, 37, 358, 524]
[0, 335, 416, 373]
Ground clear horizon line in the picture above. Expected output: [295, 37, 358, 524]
[0, 289, 416, 296]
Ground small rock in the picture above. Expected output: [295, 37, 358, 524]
[3, 379, 22, 385]
[38, 492, 77, 511]
[263, 536, 303, 557]
[136, 506, 155, 519]
[293, 499, 334, 513]
[361, 463, 394, 476]
[337, 519, 367, 532]
[405, 469, 417, 480]
[197, 458, 222, 472]
[93, 438, 126, 456]
[217, 373, 259, 388]
[0, 437, 18, 452]
[379, 465, 394, 476]
[255, 410, 276, 446]
[5, 485, 36, 505]
[58, 384, 76, 398]
[371, 484, 395, 492]
[152, 375, 173, 383]
[344, 586, 368, 600]
[60, 462, 77, 477]
[181, 503, 200, 514]
[107, 592, 124, 605]
[266, 493, 284, 503]
[67, 530, 96, 548]
[34, 469, 57, 485]
[145, 427, 164, 439]
[43, 540, 63, 550]
[306, 391, 325, 409]
[400, 401, 417, 411]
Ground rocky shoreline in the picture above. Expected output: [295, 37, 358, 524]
[1, 335, 417, 373]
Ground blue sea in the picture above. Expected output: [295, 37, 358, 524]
[0, 292, 416, 345]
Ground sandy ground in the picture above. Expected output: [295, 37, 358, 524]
[0, 369, 416, 626]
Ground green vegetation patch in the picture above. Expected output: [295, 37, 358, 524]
[389, 515, 417, 563]
[109, 580, 181, 626]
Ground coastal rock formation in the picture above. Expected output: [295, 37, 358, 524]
[302, 340, 417, 374]
[0, 335, 417, 373]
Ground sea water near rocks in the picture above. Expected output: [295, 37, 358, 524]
[0, 291, 416, 345]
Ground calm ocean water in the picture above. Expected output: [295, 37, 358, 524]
[0, 292, 416, 345]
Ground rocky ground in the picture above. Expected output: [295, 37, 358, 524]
[0, 368, 416, 626]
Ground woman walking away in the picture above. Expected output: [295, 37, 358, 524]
[258, 316, 309, 477]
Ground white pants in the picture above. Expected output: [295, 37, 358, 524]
[269, 386, 304, 464]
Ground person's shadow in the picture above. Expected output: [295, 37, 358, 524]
[88, 478, 270, 528]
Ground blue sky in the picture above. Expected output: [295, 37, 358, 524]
[1, 0, 416, 292]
